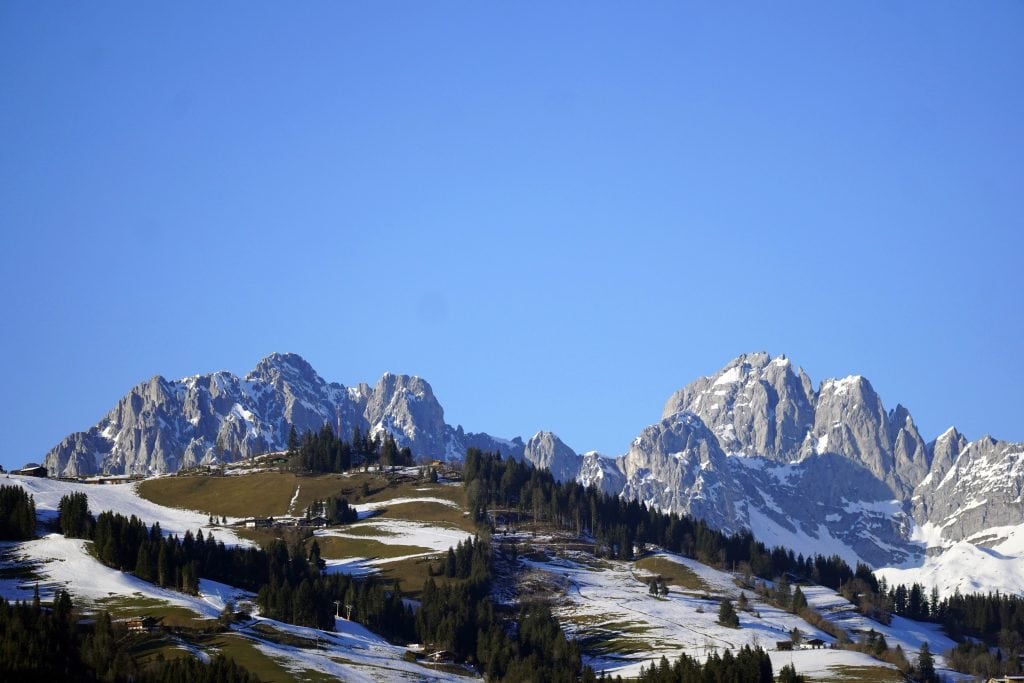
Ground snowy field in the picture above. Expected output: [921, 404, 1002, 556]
[0, 474, 982, 681]
[877, 521, 1024, 597]
[241, 614, 466, 682]
[521, 549, 968, 681]
[4, 474, 250, 546]
[0, 475, 469, 681]
[0, 533, 464, 681]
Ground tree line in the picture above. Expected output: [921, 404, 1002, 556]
[415, 535, 589, 681]
[58, 493, 412, 640]
[304, 495, 358, 524]
[0, 590, 258, 682]
[287, 425, 413, 473]
[630, 646, 777, 683]
[463, 448, 871, 590]
[0, 484, 35, 540]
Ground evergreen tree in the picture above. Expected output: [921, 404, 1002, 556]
[778, 663, 807, 683]
[917, 642, 938, 683]
[57, 492, 94, 539]
[717, 598, 740, 628]
[792, 585, 808, 613]
[0, 485, 36, 540]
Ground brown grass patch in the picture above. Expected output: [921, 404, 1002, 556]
[312, 535, 432, 561]
[634, 556, 711, 593]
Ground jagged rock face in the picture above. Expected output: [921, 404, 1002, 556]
[578, 451, 626, 495]
[365, 373, 449, 460]
[611, 352, 980, 567]
[661, 353, 930, 497]
[914, 435, 1024, 543]
[243, 353, 362, 443]
[621, 412, 739, 526]
[804, 377, 929, 497]
[729, 454, 919, 567]
[662, 353, 815, 460]
[41, 350, 1024, 574]
[521, 432, 581, 484]
[41, 353, 512, 476]
[924, 427, 968, 492]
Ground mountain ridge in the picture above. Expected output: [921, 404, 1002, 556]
[40, 351, 1024, 587]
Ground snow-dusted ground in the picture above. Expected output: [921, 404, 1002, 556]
[4, 474, 249, 546]
[877, 522, 1024, 597]
[356, 496, 462, 512]
[240, 615, 465, 682]
[319, 516, 473, 572]
[800, 586, 963, 673]
[0, 476, 469, 682]
[1, 473, 984, 681]
[0, 532, 254, 617]
[521, 549, 967, 681]
[0, 536, 463, 682]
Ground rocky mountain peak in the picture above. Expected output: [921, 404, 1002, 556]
[662, 352, 815, 460]
[365, 373, 448, 458]
[521, 431, 581, 484]
[246, 352, 322, 387]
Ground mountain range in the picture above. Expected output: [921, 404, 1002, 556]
[41, 351, 1024, 590]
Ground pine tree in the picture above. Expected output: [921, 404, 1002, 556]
[718, 598, 740, 628]
[792, 585, 808, 613]
[134, 543, 153, 582]
[287, 425, 299, 455]
[778, 663, 806, 683]
[917, 641, 938, 683]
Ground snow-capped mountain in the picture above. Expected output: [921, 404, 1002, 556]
[42, 353, 520, 477]
[586, 352, 1023, 589]
[41, 351, 1024, 593]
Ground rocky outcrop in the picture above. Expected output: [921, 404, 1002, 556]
[621, 412, 738, 525]
[42, 353, 517, 476]
[578, 451, 626, 495]
[607, 352, 1017, 566]
[657, 353, 932, 497]
[802, 377, 930, 497]
[662, 353, 815, 460]
[913, 435, 1024, 543]
[520, 432, 582, 484]
[365, 373, 449, 460]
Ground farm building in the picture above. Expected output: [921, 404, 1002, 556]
[14, 463, 47, 477]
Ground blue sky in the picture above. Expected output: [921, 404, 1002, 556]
[1, 2, 1021, 470]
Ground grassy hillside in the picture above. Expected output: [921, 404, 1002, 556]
[137, 470, 468, 522]
[138, 470, 476, 601]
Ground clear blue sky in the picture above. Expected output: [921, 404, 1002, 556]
[1, 2, 1021, 470]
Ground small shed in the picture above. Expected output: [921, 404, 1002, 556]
[776, 641, 794, 651]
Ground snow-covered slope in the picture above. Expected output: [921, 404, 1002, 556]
[0, 474, 469, 682]
[516, 547, 963, 681]
[593, 353, 1024, 596]
[5, 473, 249, 546]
